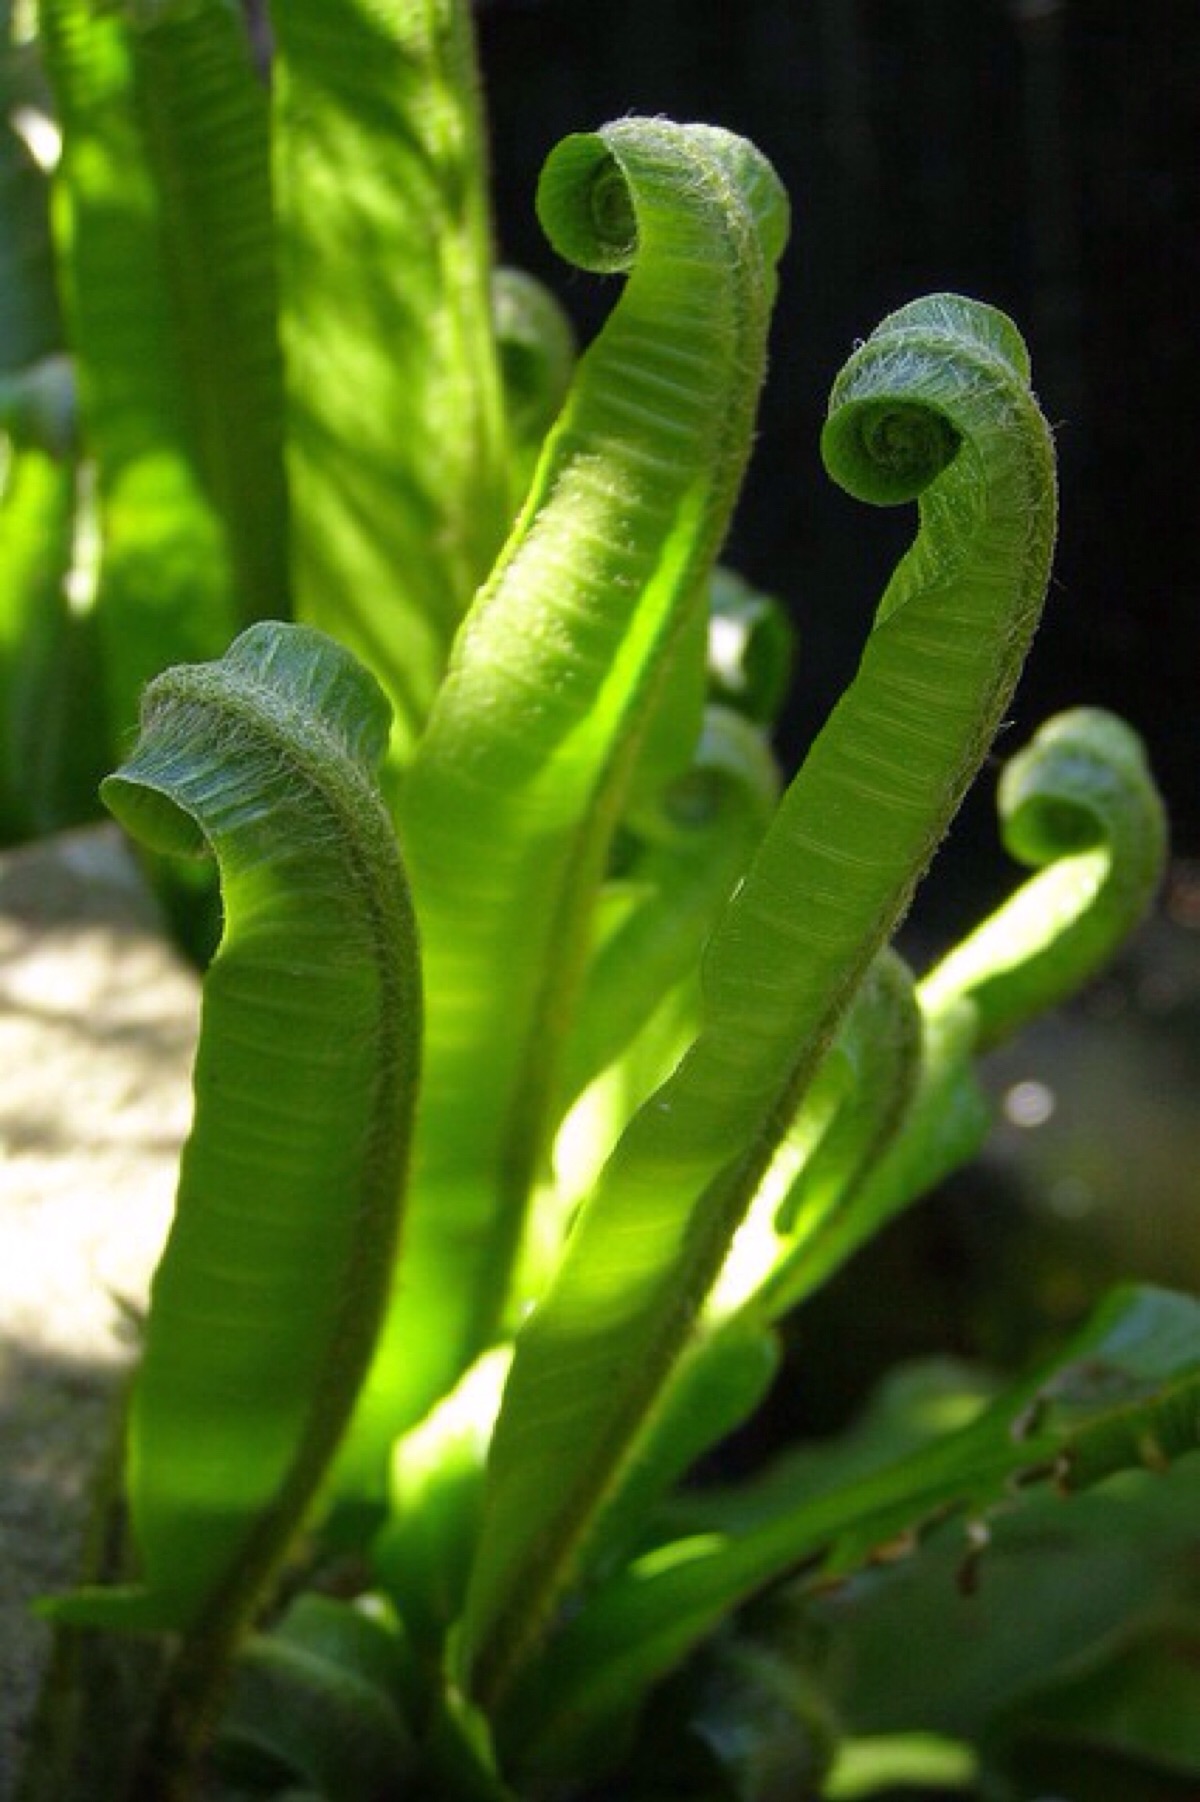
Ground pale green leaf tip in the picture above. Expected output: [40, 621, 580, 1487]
[101, 622, 396, 855]
[222, 621, 394, 774]
[875, 291, 1032, 384]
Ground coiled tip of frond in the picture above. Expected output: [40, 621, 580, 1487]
[822, 393, 962, 506]
[537, 134, 639, 274]
[820, 293, 1045, 508]
[999, 706, 1166, 872]
[535, 119, 790, 283]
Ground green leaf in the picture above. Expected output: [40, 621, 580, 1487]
[503, 1288, 1200, 1786]
[575, 953, 920, 1569]
[269, 0, 511, 759]
[806, 1463, 1200, 1751]
[0, 446, 105, 839]
[130, 0, 289, 623]
[676, 707, 1166, 1337]
[804, 1446, 1200, 1794]
[462, 292, 1057, 1710]
[216, 1596, 415, 1800]
[823, 1735, 978, 1799]
[39, 0, 254, 739]
[340, 118, 790, 1485]
[46, 623, 420, 1773]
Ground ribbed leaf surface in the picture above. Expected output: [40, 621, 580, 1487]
[132, 0, 289, 620]
[53, 623, 420, 1644]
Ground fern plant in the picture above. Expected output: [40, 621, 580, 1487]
[13, 3, 1198, 1800]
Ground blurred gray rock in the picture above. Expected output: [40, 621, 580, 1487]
[0, 828, 198, 1802]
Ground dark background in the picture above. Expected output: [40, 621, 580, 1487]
[477, 0, 1199, 926]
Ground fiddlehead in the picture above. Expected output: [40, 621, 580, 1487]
[921, 707, 1167, 1047]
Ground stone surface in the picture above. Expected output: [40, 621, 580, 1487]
[0, 828, 198, 1802]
